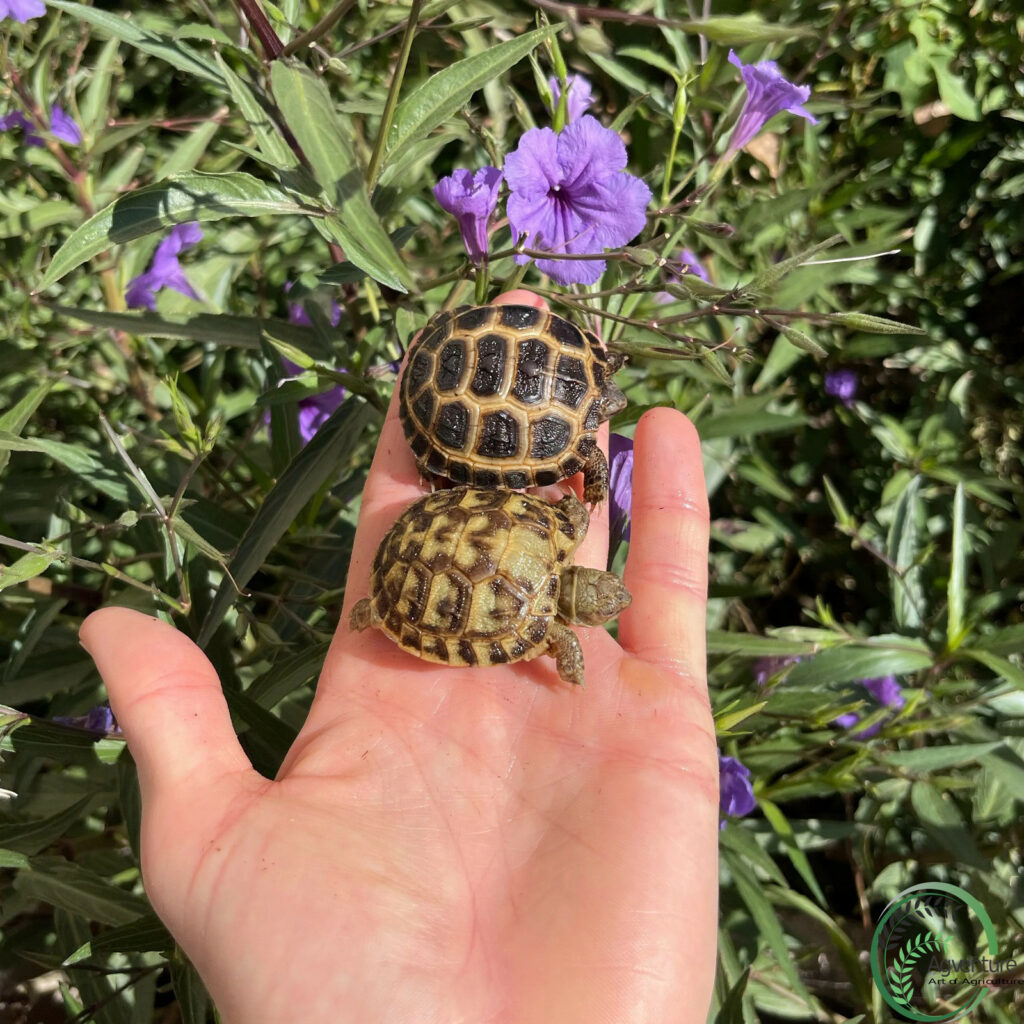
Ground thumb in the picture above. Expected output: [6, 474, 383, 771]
[80, 607, 254, 805]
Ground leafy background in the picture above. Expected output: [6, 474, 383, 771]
[1, 0, 1022, 1021]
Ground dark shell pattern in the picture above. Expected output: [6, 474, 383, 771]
[369, 488, 578, 668]
[400, 305, 608, 488]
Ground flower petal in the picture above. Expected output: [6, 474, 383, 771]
[3, 0, 47, 22]
[49, 106, 82, 145]
[556, 115, 627, 189]
[504, 126, 562, 196]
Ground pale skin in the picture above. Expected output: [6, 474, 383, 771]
[80, 290, 719, 1024]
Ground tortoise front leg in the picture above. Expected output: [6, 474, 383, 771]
[544, 622, 586, 687]
[581, 445, 610, 506]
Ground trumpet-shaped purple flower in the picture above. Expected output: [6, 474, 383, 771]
[125, 222, 203, 310]
[834, 674, 905, 739]
[548, 74, 594, 123]
[609, 432, 634, 547]
[54, 705, 118, 734]
[279, 358, 346, 445]
[505, 116, 652, 286]
[726, 50, 817, 154]
[1, 0, 47, 23]
[825, 369, 858, 406]
[719, 752, 757, 826]
[1, 105, 81, 147]
[49, 106, 81, 145]
[433, 166, 503, 265]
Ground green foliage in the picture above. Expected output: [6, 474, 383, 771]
[1, 0, 1022, 1021]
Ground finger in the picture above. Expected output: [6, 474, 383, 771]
[618, 407, 709, 673]
[79, 608, 254, 803]
[342, 290, 550, 620]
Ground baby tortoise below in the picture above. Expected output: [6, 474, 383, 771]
[350, 487, 631, 686]
[399, 304, 626, 505]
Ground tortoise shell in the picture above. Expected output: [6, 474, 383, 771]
[399, 304, 624, 498]
[359, 487, 580, 669]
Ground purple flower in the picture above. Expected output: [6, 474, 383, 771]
[834, 675, 905, 739]
[54, 705, 118, 734]
[726, 50, 817, 154]
[49, 106, 81, 145]
[285, 281, 342, 328]
[719, 752, 757, 826]
[505, 115, 652, 286]
[609, 433, 634, 547]
[125, 222, 203, 310]
[1, 105, 79, 147]
[824, 369, 858, 406]
[0, 109, 44, 146]
[433, 166, 503, 265]
[1, 0, 47, 23]
[287, 361, 345, 444]
[753, 654, 801, 687]
[548, 74, 594, 123]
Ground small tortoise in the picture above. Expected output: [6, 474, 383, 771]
[350, 487, 631, 686]
[399, 304, 626, 504]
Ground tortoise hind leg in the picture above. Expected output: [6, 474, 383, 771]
[581, 446, 610, 506]
[544, 622, 586, 687]
[350, 598, 377, 632]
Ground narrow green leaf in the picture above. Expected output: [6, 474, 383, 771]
[698, 410, 809, 441]
[887, 474, 924, 631]
[705, 631, 814, 656]
[0, 430, 129, 501]
[246, 641, 330, 708]
[758, 799, 826, 906]
[909, 782, 988, 869]
[880, 742, 1003, 772]
[963, 649, 1024, 690]
[674, 15, 815, 45]
[0, 794, 93, 855]
[785, 641, 932, 687]
[822, 475, 854, 529]
[746, 235, 841, 296]
[0, 379, 55, 475]
[714, 966, 750, 1024]
[978, 750, 1024, 798]
[157, 118, 221, 179]
[947, 483, 967, 649]
[384, 25, 560, 173]
[777, 323, 828, 358]
[0, 848, 31, 870]
[224, 688, 297, 778]
[971, 624, 1024, 657]
[171, 957, 210, 1024]
[198, 399, 376, 647]
[45, 0, 223, 85]
[715, 701, 768, 732]
[0, 551, 62, 593]
[63, 913, 172, 965]
[270, 61, 413, 293]
[827, 312, 926, 335]
[14, 857, 149, 926]
[41, 172, 319, 288]
[215, 53, 297, 169]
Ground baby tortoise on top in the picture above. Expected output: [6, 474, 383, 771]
[350, 487, 631, 686]
[399, 304, 626, 504]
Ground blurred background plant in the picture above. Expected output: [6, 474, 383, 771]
[1, 0, 1022, 1020]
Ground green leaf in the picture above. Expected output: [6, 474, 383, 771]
[674, 15, 815, 45]
[971, 624, 1024, 657]
[14, 857, 149, 926]
[63, 913, 173, 965]
[697, 410, 809, 441]
[758, 799, 826, 906]
[715, 701, 768, 732]
[270, 61, 413, 293]
[947, 483, 967, 650]
[963, 649, 1024, 690]
[41, 172, 319, 288]
[171, 957, 211, 1024]
[45, 1, 223, 85]
[0, 430, 129, 501]
[214, 53, 297, 169]
[909, 781, 988, 869]
[246, 641, 330, 708]
[887, 474, 924, 631]
[0, 379, 55, 475]
[706, 631, 815, 656]
[777, 323, 828, 358]
[785, 639, 933, 688]
[880, 742, 1003, 772]
[198, 399, 377, 647]
[0, 848, 31, 870]
[0, 794, 93, 855]
[713, 966, 750, 1024]
[826, 312, 926, 335]
[384, 25, 560, 174]
[0, 551, 63, 593]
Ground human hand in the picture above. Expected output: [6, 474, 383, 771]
[81, 289, 718, 1024]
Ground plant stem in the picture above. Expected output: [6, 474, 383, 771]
[236, 0, 284, 61]
[280, 0, 357, 57]
[365, 0, 423, 190]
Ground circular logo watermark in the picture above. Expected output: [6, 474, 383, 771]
[870, 882, 1006, 1021]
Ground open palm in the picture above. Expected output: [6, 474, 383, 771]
[81, 291, 718, 1024]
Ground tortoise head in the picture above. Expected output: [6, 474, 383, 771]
[558, 567, 632, 625]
